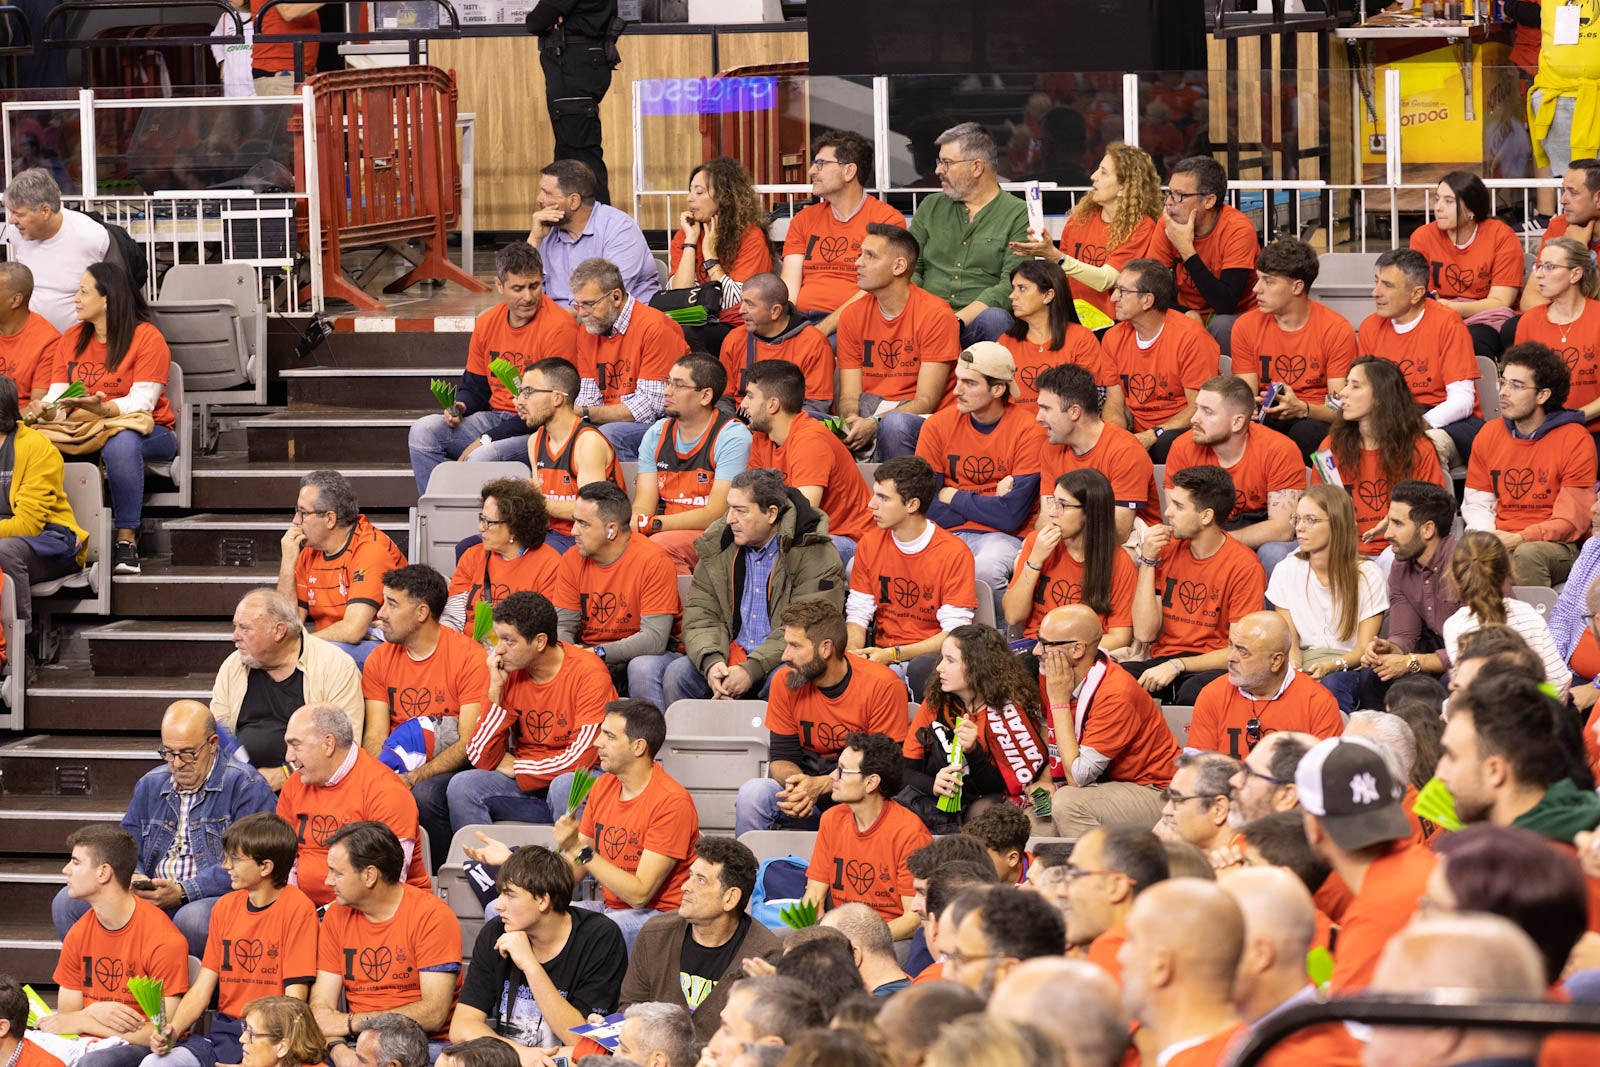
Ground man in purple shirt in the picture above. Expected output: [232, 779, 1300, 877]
[1355, 480, 1462, 706]
[528, 159, 660, 310]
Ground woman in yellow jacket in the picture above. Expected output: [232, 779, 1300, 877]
[0, 373, 87, 642]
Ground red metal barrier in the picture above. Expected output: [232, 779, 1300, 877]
[290, 66, 488, 311]
[698, 61, 809, 201]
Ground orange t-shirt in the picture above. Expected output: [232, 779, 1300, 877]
[783, 194, 907, 314]
[1041, 423, 1161, 524]
[202, 884, 319, 1017]
[361, 625, 490, 729]
[1143, 204, 1261, 317]
[1103, 310, 1221, 431]
[1058, 212, 1158, 319]
[1541, 215, 1600, 258]
[848, 525, 977, 647]
[1163, 423, 1306, 525]
[465, 299, 583, 414]
[1009, 530, 1137, 638]
[276, 748, 430, 906]
[1231, 301, 1359, 406]
[580, 764, 700, 911]
[1188, 670, 1344, 758]
[915, 403, 1047, 535]
[997, 325, 1117, 412]
[669, 224, 773, 326]
[530, 421, 626, 538]
[1409, 218, 1525, 300]
[1324, 434, 1448, 555]
[554, 534, 680, 647]
[0, 311, 60, 406]
[465, 643, 614, 791]
[56, 897, 190, 1008]
[766, 656, 910, 760]
[837, 284, 961, 405]
[1516, 301, 1600, 431]
[249, 0, 317, 74]
[1328, 838, 1437, 992]
[1058, 656, 1180, 787]
[318, 883, 461, 1038]
[1357, 304, 1482, 412]
[49, 321, 175, 428]
[572, 300, 690, 406]
[1087, 922, 1127, 982]
[750, 414, 873, 542]
[1162, 1023, 1249, 1067]
[911, 959, 946, 984]
[1149, 535, 1267, 658]
[16, 1040, 66, 1067]
[1466, 418, 1597, 535]
[718, 322, 835, 405]
[294, 516, 407, 635]
[1401, 783, 1440, 847]
[449, 543, 563, 614]
[807, 800, 932, 922]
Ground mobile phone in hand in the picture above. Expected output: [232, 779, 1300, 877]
[1256, 382, 1283, 422]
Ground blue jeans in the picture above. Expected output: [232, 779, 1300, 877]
[91, 423, 177, 530]
[408, 409, 523, 494]
[959, 307, 1013, 347]
[1321, 670, 1361, 715]
[830, 534, 856, 573]
[876, 410, 928, 459]
[627, 651, 774, 711]
[414, 771, 457, 870]
[1258, 539, 1297, 576]
[53, 886, 218, 957]
[598, 421, 649, 463]
[574, 898, 658, 953]
[734, 777, 824, 837]
[324, 636, 379, 670]
[445, 769, 575, 836]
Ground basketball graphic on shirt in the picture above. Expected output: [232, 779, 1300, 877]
[844, 859, 878, 895]
[1560, 346, 1582, 373]
[811, 721, 851, 754]
[1500, 468, 1535, 500]
[601, 823, 631, 857]
[1047, 580, 1082, 607]
[1233, 489, 1248, 518]
[1018, 364, 1050, 393]
[67, 361, 106, 391]
[960, 455, 998, 485]
[890, 578, 922, 609]
[233, 938, 264, 973]
[1356, 478, 1391, 514]
[1277, 354, 1308, 387]
[588, 592, 619, 624]
[877, 339, 905, 370]
[93, 957, 125, 992]
[1441, 262, 1475, 296]
[1176, 580, 1208, 615]
[397, 687, 432, 719]
[309, 813, 341, 846]
[1126, 373, 1156, 404]
[520, 709, 557, 743]
[359, 946, 392, 982]
[1072, 241, 1107, 266]
[817, 235, 850, 262]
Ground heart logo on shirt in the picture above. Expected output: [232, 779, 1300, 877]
[961, 456, 998, 483]
[1278, 354, 1308, 386]
[877, 340, 906, 370]
[1441, 262, 1475, 295]
[67, 361, 106, 390]
[1356, 478, 1391, 513]
[818, 236, 850, 262]
[844, 859, 878, 895]
[1048, 580, 1083, 607]
[588, 592, 618, 624]
[94, 958, 126, 992]
[891, 578, 923, 609]
[1503, 467, 1535, 500]
[521, 710, 557, 743]
[813, 722, 851, 754]
[234, 938, 264, 973]
[1233, 489, 1248, 517]
[1177, 580, 1207, 614]
[309, 814, 342, 846]
[602, 824, 631, 856]
[1126, 373, 1156, 403]
[1073, 242, 1108, 265]
[397, 687, 432, 718]
[359, 947, 392, 982]
[1560, 346, 1583, 372]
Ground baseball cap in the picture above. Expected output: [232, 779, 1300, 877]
[958, 341, 1021, 398]
[1295, 736, 1411, 851]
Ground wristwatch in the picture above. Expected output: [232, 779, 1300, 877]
[575, 845, 596, 866]
[581, 405, 591, 421]
[1406, 654, 1421, 674]
[703, 258, 721, 271]
[593, 645, 607, 662]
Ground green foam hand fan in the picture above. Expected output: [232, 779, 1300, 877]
[128, 976, 166, 1031]
[23, 984, 64, 1034]
[472, 600, 495, 644]
[936, 717, 966, 814]
[566, 766, 598, 815]
[1029, 785, 1053, 821]
[1306, 946, 1335, 991]
[428, 378, 457, 412]
[665, 305, 708, 328]
[780, 899, 819, 929]
[1412, 777, 1465, 833]
[59, 381, 89, 400]
[488, 358, 523, 397]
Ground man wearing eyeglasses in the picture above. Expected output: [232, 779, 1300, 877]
[407, 241, 583, 494]
[1226, 731, 1314, 827]
[52, 700, 277, 957]
[1141, 155, 1261, 356]
[519, 356, 625, 557]
[1155, 753, 1239, 856]
[1061, 826, 1169, 979]
[1188, 612, 1344, 760]
[1463, 341, 1597, 587]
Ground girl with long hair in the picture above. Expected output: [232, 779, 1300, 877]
[998, 259, 1126, 426]
[1002, 468, 1135, 649]
[900, 624, 1048, 832]
[1516, 235, 1600, 445]
[668, 155, 772, 351]
[1325, 355, 1448, 556]
[29, 261, 175, 574]
[1267, 483, 1386, 712]
[1010, 142, 1162, 321]
[1408, 169, 1525, 356]
[1442, 530, 1569, 695]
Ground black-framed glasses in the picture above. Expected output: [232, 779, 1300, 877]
[292, 506, 332, 520]
[1043, 497, 1083, 511]
[573, 290, 620, 313]
[156, 745, 206, 765]
[1036, 637, 1081, 650]
[1111, 286, 1149, 300]
[240, 1026, 280, 1043]
[810, 156, 844, 169]
[1163, 190, 1203, 203]
[935, 156, 978, 171]
[1161, 789, 1223, 806]
[477, 514, 507, 528]
[1238, 764, 1291, 787]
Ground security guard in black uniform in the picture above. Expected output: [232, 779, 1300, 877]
[526, 0, 625, 205]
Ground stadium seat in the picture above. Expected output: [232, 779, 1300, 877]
[665, 698, 768, 740]
[1026, 835, 1075, 853]
[1512, 585, 1559, 618]
[144, 363, 191, 509]
[975, 578, 997, 629]
[657, 734, 768, 834]
[1162, 705, 1194, 747]
[410, 460, 532, 572]
[619, 460, 638, 498]
[737, 829, 817, 865]
[158, 262, 265, 380]
[147, 300, 252, 399]
[438, 822, 558, 957]
[31, 462, 111, 618]
[1475, 356, 1501, 421]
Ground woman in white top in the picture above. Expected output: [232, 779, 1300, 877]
[1268, 484, 1387, 713]
[1441, 530, 1570, 697]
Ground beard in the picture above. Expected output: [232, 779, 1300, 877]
[785, 655, 827, 690]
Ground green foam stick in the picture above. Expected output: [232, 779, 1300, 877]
[1306, 946, 1334, 991]
[1413, 777, 1465, 833]
[128, 976, 165, 1030]
[666, 305, 708, 327]
[59, 381, 88, 400]
[567, 766, 598, 815]
[780, 899, 819, 929]
[937, 717, 965, 814]
[472, 600, 495, 644]
[428, 378, 457, 412]
[1030, 785, 1053, 820]
[488, 357, 523, 397]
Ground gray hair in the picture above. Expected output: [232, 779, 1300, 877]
[820, 901, 895, 959]
[569, 257, 625, 297]
[241, 587, 303, 638]
[622, 1003, 698, 1067]
[2, 168, 62, 213]
[361, 1014, 428, 1067]
[934, 122, 998, 169]
[305, 702, 355, 750]
[299, 469, 359, 528]
[1347, 711, 1417, 786]
[729, 468, 789, 514]
[1178, 751, 1239, 800]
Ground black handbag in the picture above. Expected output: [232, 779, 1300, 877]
[648, 279, 725, 327]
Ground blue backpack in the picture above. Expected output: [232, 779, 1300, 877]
[749, 854, 810, 931]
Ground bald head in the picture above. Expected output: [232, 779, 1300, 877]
[819, 902, 895, 960]
[743, 272, 788, 309]
[1128, 878, 1246, 986]
[991, 959, 1129, 1067]
[1041, 604, 1103, 649]
[1236, 611, 1292, 655]
[163, 700, 216, 740]
[1220, 866, 1316, 961]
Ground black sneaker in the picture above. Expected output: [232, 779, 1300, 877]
[113, 541, 141, 575]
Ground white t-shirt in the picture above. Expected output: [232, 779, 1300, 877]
[1, 208, 110, 332]
[1266, 553, 1387, 652]
[1443, 598, 1570, 698]
[211, 11, 256, 97]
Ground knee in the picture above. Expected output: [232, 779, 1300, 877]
[446, 770, 488, 807]
[968, 307, 1013, 342]
[737, 777, 778, 806]
[408, 415, 443, 449]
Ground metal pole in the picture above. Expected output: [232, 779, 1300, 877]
[302, 82, 324, 313]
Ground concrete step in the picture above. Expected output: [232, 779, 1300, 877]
[84, 619, 235, 677]
[0, 734, 158, 798]
[244, 410, 417, 465]
[112, 560, 277, 617]
[166, 512, 410, 567]
[0, 795, 125, 854]
[0, 857, 68, 915]
[0, 922, 64, 984]
[192, 454, 418, 511]
[266, 317, 470, 373]
[281, 366, 460, 410]
[21, 670, 213, 733]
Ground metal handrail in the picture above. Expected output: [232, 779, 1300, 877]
[41, 0, 242, 47]
[0, 3, 34, 57]
[252, 0, 461, 72]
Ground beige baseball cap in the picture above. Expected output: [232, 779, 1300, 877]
[958, 341, 1021, 398]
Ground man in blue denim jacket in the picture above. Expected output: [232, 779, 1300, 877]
[51, 699, 277, 956]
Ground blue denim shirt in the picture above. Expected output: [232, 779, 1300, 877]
[119, 743, 277, 904]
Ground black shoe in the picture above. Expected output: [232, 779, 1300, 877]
[113, 541, 141, 575]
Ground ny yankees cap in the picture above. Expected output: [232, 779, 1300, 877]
[959, 341, 1022, 398]
[1295, 736, 1411, 851]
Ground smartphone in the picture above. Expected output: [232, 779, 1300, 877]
[131, 877, 155, 892]
[1256, 382, 1283, 422]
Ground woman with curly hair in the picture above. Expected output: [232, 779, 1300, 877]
[1441, 530, 1569, 696]
[997, 259, 1126, 426]
[1323, 355, 1448, 558]
[443, 477, 561, 633]
[1010, 142, 1162, 321]
[899, 624, 1048, 832]
[668, 155, 773, 352]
